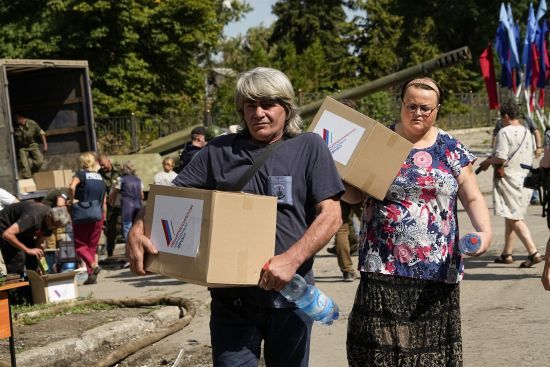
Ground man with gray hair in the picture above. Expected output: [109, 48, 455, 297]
[127, 67, 344, 366]
[0, 201, 69, 274]
[0, 201, 69, 303]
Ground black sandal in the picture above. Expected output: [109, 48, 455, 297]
[494, 253, 514, 264]
[519, 252, 543, 268]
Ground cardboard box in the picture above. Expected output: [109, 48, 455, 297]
[27, 270, 78, 304]
[308, 97, 413, 200]
[17, 178, 37, 193]
[33, 169, 73, 190]
[144, 185, 277, 287]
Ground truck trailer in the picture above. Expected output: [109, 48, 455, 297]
[0, 59, 97, 199]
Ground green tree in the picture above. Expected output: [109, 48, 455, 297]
[269, 0, 355, 91]
[0, 0, 248, 117]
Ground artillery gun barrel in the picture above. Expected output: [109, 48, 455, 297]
[299, 46, 472, 119]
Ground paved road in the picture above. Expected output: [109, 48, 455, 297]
[77, 127, 549, 367]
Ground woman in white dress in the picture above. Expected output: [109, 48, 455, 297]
[479, 100, 542, 267]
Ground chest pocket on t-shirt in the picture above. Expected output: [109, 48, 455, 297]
[268, 176, 293, 206]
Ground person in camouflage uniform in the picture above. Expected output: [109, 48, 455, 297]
[98, 154, 121, 257]
[14, 113, 47, 178]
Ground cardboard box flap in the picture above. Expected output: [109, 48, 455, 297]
[347, 123, 412, 200]
[207, 191, 277, 285]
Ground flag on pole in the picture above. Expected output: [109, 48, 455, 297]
[537, 0, 548, 21]
[479, 44, 499, 109]
[522, 3, 538, 88]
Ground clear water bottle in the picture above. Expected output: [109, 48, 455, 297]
[280, 273, 339, 325]
[458, 233, 481, 255]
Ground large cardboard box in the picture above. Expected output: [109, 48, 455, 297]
[33, 170, 73, 190]
[17, 178, 37, 193]
[308, 97, 413, 200]
[27, 270, 78, 304]
[144, 185, 277, 287]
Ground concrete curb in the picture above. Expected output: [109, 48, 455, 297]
[14, 306, 182, 367]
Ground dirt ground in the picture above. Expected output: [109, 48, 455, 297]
[0, 296, 214, 367]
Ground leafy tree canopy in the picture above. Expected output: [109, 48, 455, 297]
[0, 0, 249, 117]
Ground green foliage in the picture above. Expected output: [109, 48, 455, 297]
[0, 0, 248, 117]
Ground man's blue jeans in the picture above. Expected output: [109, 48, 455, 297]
[210, 296, 313, 367]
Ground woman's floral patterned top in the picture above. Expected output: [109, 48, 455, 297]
[358, 128, 476, 284]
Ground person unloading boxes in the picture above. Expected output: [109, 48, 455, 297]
[13, 113, 48, 179]
[0, 201, 70, 303]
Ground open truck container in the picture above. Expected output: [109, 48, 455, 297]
[0, 59, 97, 200]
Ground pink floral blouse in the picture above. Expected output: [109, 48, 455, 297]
[358, 128, 476, 284]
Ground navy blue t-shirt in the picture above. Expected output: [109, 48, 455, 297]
[173, 132, 344, 307]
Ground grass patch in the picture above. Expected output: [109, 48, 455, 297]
[13, 298, 117, 326]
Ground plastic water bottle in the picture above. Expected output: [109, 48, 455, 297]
[458, 233, 481, 255]
[280, 273, 339, 325]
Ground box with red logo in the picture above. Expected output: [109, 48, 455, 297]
[308, 97, 413, 200]
[144, 185, 277, 287]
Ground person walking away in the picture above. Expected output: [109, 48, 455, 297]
[0, 202, 70, 303]
[69, 152, 106, 285]
[127, 67, 344, 367]
[491, 114, 543, 204]
[153, 157, 177, 186]
[346, 77, 493, 366]
[13, 113, 47, 178]
[109, 161, 144, 241]
[98, 154, 121, 257]
[177, 126, 207, 172]
[479, 100, 542, 267]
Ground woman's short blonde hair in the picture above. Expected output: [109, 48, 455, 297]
[79, 152, 99, 171]
[234, 67, 302, 137]
[121, 161, 136, 176]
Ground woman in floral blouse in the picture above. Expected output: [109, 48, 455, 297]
[346, 77, 493, 367]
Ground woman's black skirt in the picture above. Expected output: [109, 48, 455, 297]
[347, 272, 462, 367]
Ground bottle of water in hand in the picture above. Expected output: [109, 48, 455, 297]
[458, 233, 481, 255]
[280, 273, 339, 325]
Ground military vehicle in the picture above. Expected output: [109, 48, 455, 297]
[0, 59, 96, 199]
[139, 46, 472, 156]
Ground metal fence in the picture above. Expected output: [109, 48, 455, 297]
[94, 90, 504, 155]
[95, 111, 204, 154]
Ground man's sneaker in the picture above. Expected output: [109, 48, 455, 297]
[343, 272, 355, 282]
[327, 246, 336, 255]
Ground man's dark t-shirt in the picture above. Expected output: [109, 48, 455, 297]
[0, 201, 51, 243]
[178, 143, 202, 172]
[173, 132, 344, 307]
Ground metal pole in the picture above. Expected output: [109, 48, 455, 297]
[299, 46, 472, 119]
[130, 112, 138, 152]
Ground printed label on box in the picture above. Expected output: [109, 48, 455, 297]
[311, 110, 365, 165]
[47, 281, 76, 302]
[150, 195, 204, 257]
